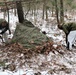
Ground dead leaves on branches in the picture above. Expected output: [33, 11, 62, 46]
[36, 41, 54, 54]
[1, 41, 65, 58]
[0, 41, 67, 72]
[35, 41, 64, 55]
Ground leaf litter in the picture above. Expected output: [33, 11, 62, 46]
[0, 39, 75, 75]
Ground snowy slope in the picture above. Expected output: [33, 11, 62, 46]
[0, 9, 76, 75]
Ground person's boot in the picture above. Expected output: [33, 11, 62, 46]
[66, 42, 69, 50]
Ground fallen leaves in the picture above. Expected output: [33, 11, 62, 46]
[7, 64, 16, 71]
[0, 41, 66, 72]
[35, 41, 55, 54]
[35, 41, 65, 55]
[4, 41, 64, 56]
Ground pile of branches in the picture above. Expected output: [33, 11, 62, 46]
[0, 41, 64, 58]
[0, 42, 65, 71]
[4, 42, 55, 55]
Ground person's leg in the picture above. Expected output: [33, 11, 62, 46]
[0, 35, 4, 43]
[67, 31, 76, 50]
[3, 32, 8, 43]
[66, 34, 68, 44]
[66, 42, 69, 50]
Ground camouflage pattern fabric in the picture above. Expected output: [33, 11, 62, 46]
[11, 19, 51, 49]
[62, 22, 76, 34]
[0, 19, 6, 25]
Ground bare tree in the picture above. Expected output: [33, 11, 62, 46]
[54, 0, 64, 28]
[54, 0, 60, 26]
[60, 0, 64, 23]
[16, 1, 24, 23]
[42, 0, 45, 19]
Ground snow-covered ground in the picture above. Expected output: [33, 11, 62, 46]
[0, 9, 76, 75]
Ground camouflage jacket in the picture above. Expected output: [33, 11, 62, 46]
[0, 19, 10, 34]
[62, 22, 76, 34]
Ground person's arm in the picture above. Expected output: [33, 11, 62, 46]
[63, 25, 69, 35]
[0, 23, 11, 34]
[0, 27, 8, 34]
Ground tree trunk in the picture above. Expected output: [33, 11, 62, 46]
[31, 3, 36, 24]
[25, 2, 30, 18]
[45, 6, 48, 21]
[16, 1, 24, 23]
[42, 1, 45, 19]
[14, 8, 17, 16]
[54, 0, 60, 25]
[51, 6, 54, 17]
[4, 1, 10, 26]
[60, 0, 64, 23]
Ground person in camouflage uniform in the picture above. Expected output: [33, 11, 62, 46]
[0, 19, 11, 42]
[58, 22, 76, 49]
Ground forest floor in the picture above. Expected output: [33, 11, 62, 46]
[0, 10, 76, 75]
[0, 25, 76, 75]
